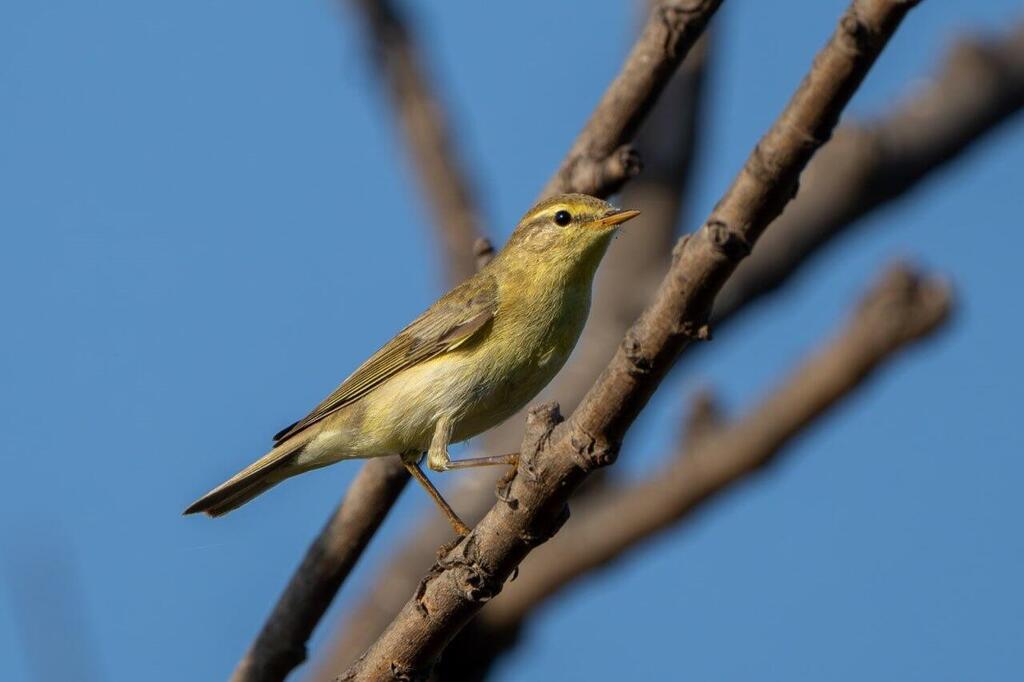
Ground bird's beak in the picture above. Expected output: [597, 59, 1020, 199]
[592, 208, 641, 229]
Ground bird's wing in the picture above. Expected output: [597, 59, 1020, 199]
[272, 274, 498, 443]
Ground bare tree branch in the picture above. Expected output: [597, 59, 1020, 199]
[472, 237, 495, 271]
[713, 21, 1024, 323]
[456, 264, 951, 671]
[314, 31, 715, 678]
[339, 1, 923, 678]
[352, 0, 486, 284]
[230, 458, 408, 682]
[540, 0, 724, 199]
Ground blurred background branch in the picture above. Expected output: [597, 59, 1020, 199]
[351, 0, 485, 285]
[714, 21, 1024, 324]
[540, 0, 723, 198]
[230, 459, 408, 682]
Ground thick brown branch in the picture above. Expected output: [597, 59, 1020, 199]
[573, 0, 927, 450]
[340, 1, 923, 678]
[478, 264, 951, 637]
[540, 0, 724, 198]
[352, 0, 485, 284]
[430, 264, 950, 680]
[713, 21, 1024, 323]
[229, 458, 408, 682]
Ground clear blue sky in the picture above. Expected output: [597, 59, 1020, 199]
[1, 1, 1022, 680]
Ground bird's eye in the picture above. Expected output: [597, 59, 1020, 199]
[554, 210, 572, 226]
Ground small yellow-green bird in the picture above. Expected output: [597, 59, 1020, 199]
[185, 194, 639, 534]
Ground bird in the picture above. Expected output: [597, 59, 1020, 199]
[184, 193, 640, 535]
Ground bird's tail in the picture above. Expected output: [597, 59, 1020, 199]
[183, 435, 312, 517]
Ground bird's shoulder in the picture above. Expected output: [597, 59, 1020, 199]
[271, 273, 498, 442]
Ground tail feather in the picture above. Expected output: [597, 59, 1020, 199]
[184, 437, 309, 517]
[192, 476, 284, 517]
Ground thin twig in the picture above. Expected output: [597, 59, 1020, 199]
[540, 0, 724, 198]
[340, 1, 924, 678]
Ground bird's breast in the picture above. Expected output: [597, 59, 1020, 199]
[448, 280, 590, 441]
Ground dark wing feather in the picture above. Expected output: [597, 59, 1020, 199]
[272, 275, 497, 443]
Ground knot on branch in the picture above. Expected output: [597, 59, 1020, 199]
[520, 502, 571, 548]
[705, 219, 752, 262]
[414, 535, 504, 620]
[682, 388, 725, 451]
[387, 659, 420, 682]
[609, 145, 643, 182]
[854, 262, 953, 342]
[658, 0, 717, 56]
[567, 145, 641, 197]
[518, 402, 563, 481]
[568, 426, 616, 472]
[837, 6, 879, 56]
[622, 328, 654, 376]
[413, 563, 445, 618]
[671, 234, 692, 265]
[473, 237, 495, 270]
[442, 534, 502, 604]
[677, 318, 712, 341]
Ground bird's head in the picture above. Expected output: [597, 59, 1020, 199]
[501, 194, 640, 276]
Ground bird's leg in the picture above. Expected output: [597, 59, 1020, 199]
[400, 450, 471, 537]
[426, 415, 456, 472]
[427, 415, 520, 471]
